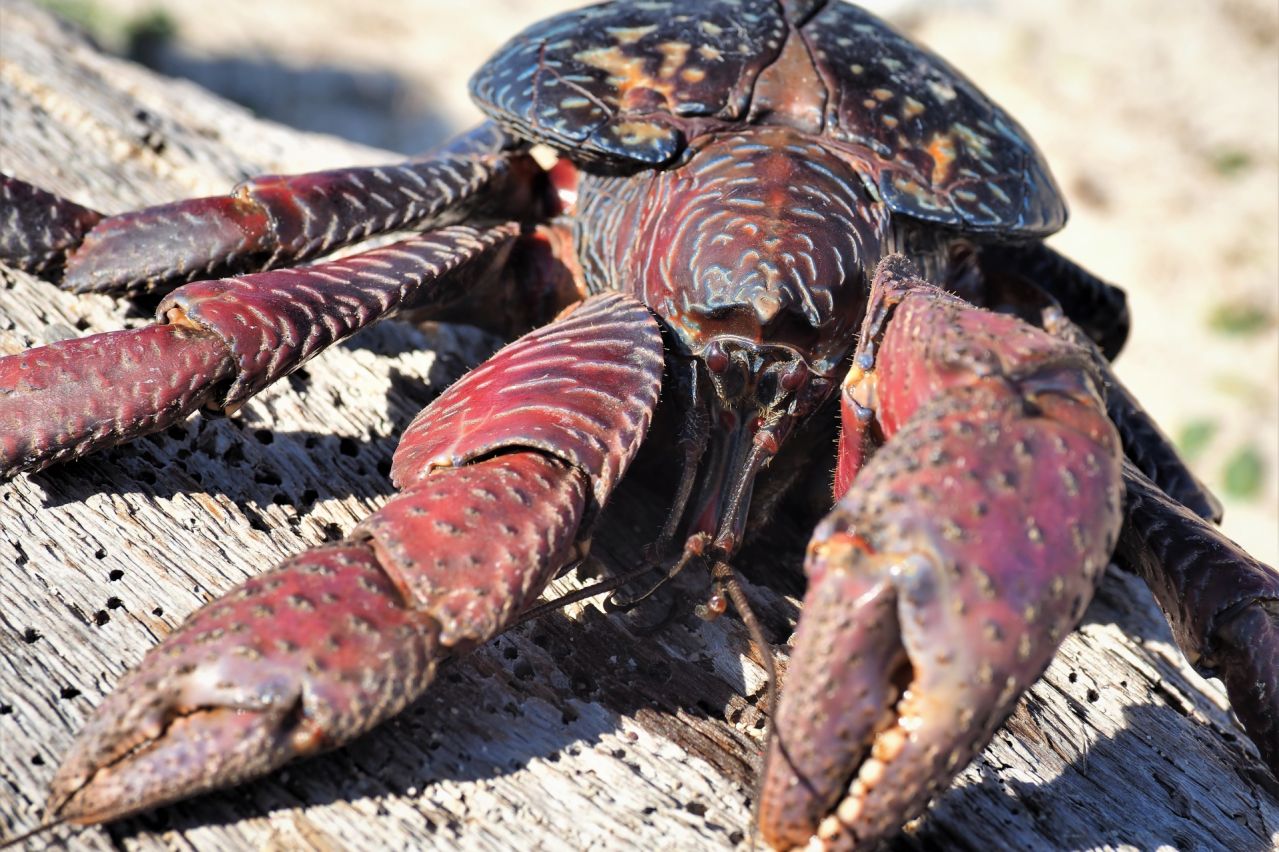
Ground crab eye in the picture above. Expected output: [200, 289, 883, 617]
[704, 339, 731, 374]
[780, 359, 809, 392]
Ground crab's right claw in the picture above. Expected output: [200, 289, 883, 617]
[760, 395, 1122, 848]
[759, 258, 1125, 849]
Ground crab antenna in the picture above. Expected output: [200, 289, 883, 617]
[510, 556, 651, 628]
[709, 560, 778, 852]
[605, 531, 714, 612]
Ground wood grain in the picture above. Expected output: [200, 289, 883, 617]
[1, 3, 1275, 849]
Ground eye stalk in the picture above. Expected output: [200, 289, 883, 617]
[700, 336, 828, 419]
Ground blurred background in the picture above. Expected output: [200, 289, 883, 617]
[30, 0, 1278, 565]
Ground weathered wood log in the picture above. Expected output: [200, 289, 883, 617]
[1, 2, 1275, 849]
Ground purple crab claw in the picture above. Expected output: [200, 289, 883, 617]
[45, 293, 662, 826]
[758, 262, 1124, 849]
[47, 543, 445, 824]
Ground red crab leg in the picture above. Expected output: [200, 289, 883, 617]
[1116, 461, 1279, 770]
[46, 292, 665, 823]
[759, 257, 1124, 849]
[0, 222, 518, 478]
[976, 242, 1130, 362]
[1035, 310, 1223, 522]
[0, 123, 537, 294]
[970, 247, 1220, 522]
[0, 176, 104, 276]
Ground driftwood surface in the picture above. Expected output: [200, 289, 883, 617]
[0, 3, 1276, 849]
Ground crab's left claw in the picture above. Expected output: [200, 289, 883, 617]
[43, 292, 666, 825]
[46, 542, 450, 823]
[759, 258, 1125, 849]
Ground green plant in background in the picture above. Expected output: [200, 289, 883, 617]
[1213, 372, 1273, 404]
[1207, 298, 1276, 338]
[1177, 418, 1219, 462]
[34, 0, 177, 62]
[35, 0, 106, 35]
[1178, 419, 1268, 504]
[1222, 444, 1265, 501]
[1208, 147, 1253, 178]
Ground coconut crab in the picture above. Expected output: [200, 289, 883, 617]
[1, 0, 1277, 849]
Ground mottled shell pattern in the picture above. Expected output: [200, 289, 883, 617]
[470, 0, 1066, 237]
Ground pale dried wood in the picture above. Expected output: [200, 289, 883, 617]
[0, 3, 1275, 850]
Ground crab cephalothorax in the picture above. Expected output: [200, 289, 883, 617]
[0, 1, 1275, 849]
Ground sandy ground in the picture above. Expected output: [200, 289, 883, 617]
[36, 0, 1279, 565]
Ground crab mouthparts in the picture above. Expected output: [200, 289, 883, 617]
[682, 404, 785, 558]
[672, 338, 833, 560]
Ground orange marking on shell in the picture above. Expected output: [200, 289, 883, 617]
[612, 120, 672, 145]
[576, 40, 693, 112]
[656, 41, 691, 80]
[575, 45, 674, 103]
[927, 132, 958, 186]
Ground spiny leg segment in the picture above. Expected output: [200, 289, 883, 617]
[46, 293, 666, 824]
[0, 124, 558, 478]
[0, 223, 519, 478]
[761, 257, 1124, 849]
[0, 123, 529, 295]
